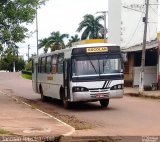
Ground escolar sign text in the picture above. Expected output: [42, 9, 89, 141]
[86, 47, 108, 53]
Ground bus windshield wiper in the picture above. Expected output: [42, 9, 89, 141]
[86, 54, 98, 75]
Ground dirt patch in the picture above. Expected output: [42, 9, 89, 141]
[24, 99, 93, 130]
[1, 88, 93, 130]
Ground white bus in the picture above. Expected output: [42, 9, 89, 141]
[32, 43, 124, 108]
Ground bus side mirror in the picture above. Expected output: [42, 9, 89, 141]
[121, 52, 128, 63]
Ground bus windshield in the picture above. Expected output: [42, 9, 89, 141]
[72, 54, 122, 77]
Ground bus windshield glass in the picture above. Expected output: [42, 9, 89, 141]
[72, 54, 122, 77]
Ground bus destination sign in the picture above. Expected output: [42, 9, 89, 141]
[86, 47, 108, 53]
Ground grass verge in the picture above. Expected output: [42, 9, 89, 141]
[21, 74, 32, 80]
[0, 129, 13, 135]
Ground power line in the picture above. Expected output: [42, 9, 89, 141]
[125, 12, 144, 47]
[149, 5, 158, 15]
[122, 6, 145, 13]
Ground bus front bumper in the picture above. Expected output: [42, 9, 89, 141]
[71, 90, 123, 102]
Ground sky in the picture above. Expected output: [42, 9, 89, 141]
[19, 0, 108, 60]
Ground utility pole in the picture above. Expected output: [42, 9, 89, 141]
[12, 45, 15, 72]
[96, 11, 108, 42]
[36, 7, 39, 55]
[28, 44, 30, 61]
[139, 0, 149, 94]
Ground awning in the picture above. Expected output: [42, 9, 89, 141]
[121, 40, 158, 52]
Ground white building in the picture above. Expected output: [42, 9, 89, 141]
[108, 0, 159, 89]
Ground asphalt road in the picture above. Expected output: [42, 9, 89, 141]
[0, 72, 160, 136]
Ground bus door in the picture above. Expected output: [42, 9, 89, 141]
[32, 58, 38, 93]
[63, 59, 71, 99]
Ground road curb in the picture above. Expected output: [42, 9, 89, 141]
[124, 93, 160, 99]
[0, 90, 75, 136]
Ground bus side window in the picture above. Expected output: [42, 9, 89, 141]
[57, 53, 64, 74]
[51, 55, 57, 74]
[46, 56, 51, 74]
[41, 57, 46, 73]
[32, 59, 34, 73]
[38, 58, 41, 73]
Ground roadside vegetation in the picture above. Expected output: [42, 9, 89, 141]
[0, 128, 13, 135]
[0, 1, 106, 74]
[0, 0, 47, 72]
[38, 14, 106, 53]
[21, 60, 32, 80]
[21, 73, 32, 80]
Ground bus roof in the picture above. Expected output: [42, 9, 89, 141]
[32, 43, 119, 59]
[73, 43, 118, 48]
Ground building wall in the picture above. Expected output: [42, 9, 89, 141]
[121, 0, 158, 48]
[133, 66, 157, 86]
[108, 0, 158, 48]
[124, 53, 134, 86]
[108, 0, 121, 46]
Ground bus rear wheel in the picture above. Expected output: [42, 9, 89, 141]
[63, 96, 70, 109]
[100, 99, 109, 108]
[40, 87, 47, 102]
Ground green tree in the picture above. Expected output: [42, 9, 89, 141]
[0, 54, 25, 71]
[16, 58, 25, 71]
[0, 0, 47, 51]
[66, 34, 80, 47]
[1, 0, 40, 43]
[38, 38, 50, 53]
[39, 31, 69, 52]
[0, 0, 47, 71]
[25, 60, 32, 71]
[77, 14, 105, 40]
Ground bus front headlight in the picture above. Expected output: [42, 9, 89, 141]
[110, 84, 123, 90]
[72, 87, 89, 92]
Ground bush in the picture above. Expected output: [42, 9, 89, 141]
[21, 70, 32, 75]
[25, 60, 32, 71]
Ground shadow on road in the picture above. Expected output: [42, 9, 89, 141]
[27, 97, 118, 112]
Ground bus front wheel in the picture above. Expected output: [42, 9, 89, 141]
[100, 99, 109, 108]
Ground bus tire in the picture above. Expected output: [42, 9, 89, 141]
[63, 96, 70, 109]
[100, 99, 109, 108]
[60, 87, 64, 101]
[40, 86, 47, 102]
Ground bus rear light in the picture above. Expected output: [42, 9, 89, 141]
[72, 87, 89, 92]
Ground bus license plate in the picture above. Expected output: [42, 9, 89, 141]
[96, 94, 108, 98]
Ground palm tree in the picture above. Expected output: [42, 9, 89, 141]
[66, 34, 80, 47]
[38, 31, 69, 52]
[47, 31, 69, 51]
[77, 14, 105, 40]
[38, 38, 50, 53]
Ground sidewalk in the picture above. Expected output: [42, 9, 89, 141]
[0, 91, 74, 137]
[124, 87, 160, 98]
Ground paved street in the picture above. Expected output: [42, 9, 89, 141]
[0, 72, 160, 136]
